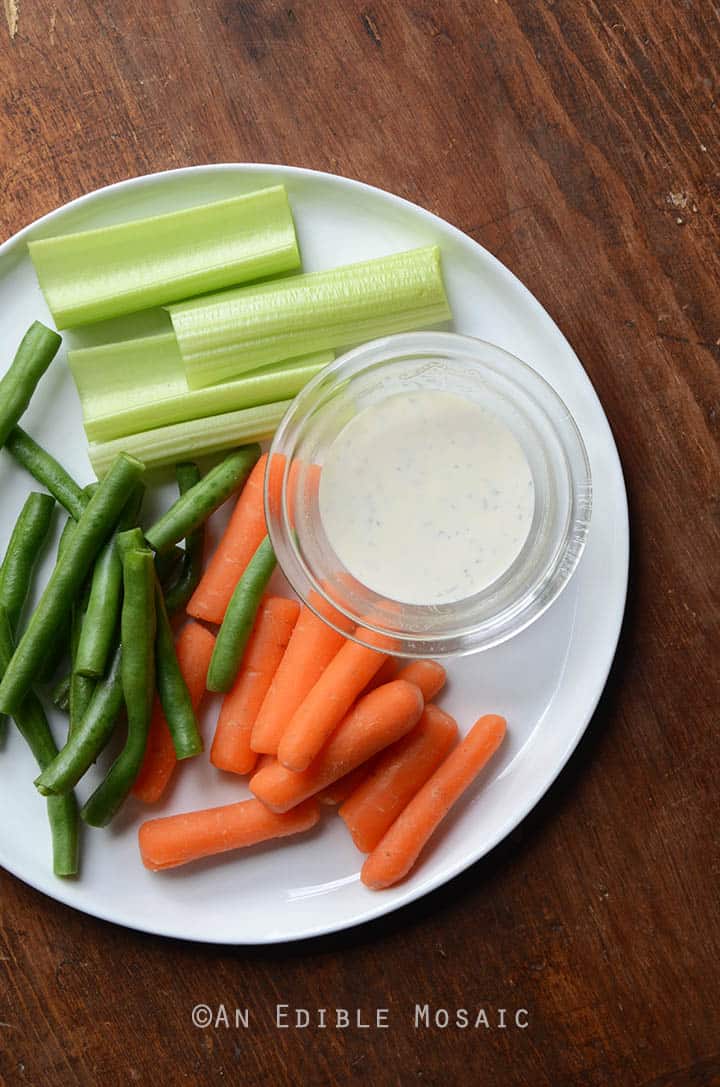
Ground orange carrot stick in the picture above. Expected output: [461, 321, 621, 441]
[265, 451, 287, 522]
[132, 621, 216, 803]
[250, 680, 424, 812]
[250, 593, 351, 755]
[396, 660, 446, 702]
[277, 629, 391, 772]
[132, 700, 176, 805]
[316, 657, 442, 802]
[317, 761, 377, 806]
[211, 596, 300, 775]
[362, 657, 399, 695]
[267, 456, 322, 525]
[288, 461, 322, 515]
[187, 453, 274, 624]
[319, 656, 443, 795]
[174, 622, 217, 705]
[339, 704, 459, 852]
[139, 797, 320, 871]
[361, 714, 506, 890]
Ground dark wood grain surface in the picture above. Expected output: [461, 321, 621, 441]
[1, 2, 719, 1084]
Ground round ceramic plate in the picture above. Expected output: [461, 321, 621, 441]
[0, 165, 628, 943]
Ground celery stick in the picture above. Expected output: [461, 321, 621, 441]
[88, 402, 291, 476]
[69, 332, 333, 441]
[168, 246, 451, 390]
[29, 186, 300, 329]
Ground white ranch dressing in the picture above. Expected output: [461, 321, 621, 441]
[318, 390, 535, 606]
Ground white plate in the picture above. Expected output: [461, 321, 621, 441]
[0, 165, 628, 943]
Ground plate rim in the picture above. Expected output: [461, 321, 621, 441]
[0, 162, 629, 944]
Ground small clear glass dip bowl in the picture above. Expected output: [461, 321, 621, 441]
[265, 331, 592, 658]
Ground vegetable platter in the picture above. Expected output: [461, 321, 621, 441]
[0, 165, 628, 943]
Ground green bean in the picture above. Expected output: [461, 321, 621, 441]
[115, 527, 146, 562]
[207, 535, 276, 693]
[57, 513, 77, 555]
[0, 492, 55, 737]
[0, 323, 61, 449]
[152, 475, 188, 589]
[73, 542, 122, 679]
[35, 646, 123, 796]
[37, 515, 78, 684]
[145, 444, 260, 553]
[69, 606, 94, 735]
[175, 461, 201, 503]
[163, 543, 203, 616]
[155, 546, 184, 588]
[4, 427, 86, 520]
[39, 479, 99, 685]
[69, 674, 94, 734]
[51, 673, 71, 712]
[0, 492, 55, 631]
[0, 606, 78, 876]
[0, 453, 144, 717]
[163, 462, 205, 616]
[82, 548, 156, 826]
[46, 792, 80, 877]
[155, 583, 202, 759]
[74, 483, 145, 678]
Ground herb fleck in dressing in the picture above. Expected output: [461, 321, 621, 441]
[319, 390, 534, 605]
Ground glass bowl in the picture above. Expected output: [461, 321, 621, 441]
[265, 331, 592, 658]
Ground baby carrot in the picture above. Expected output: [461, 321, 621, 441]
[317, 762, 376, 806]
[250, 593, 350, 755]
[187, 452, 271, 624]
[361, 657, 399, 696]
[250, 680, 424, 813]
[266, 454, 320, 527]
[361, 714, 507, 890]
[139, 797, 320, 871]
[211, 596, 300, 775]
[176, 623, 216, 705]
[277, 630, 390, 772]
[132, 698, 176, 805]
[132, 620, 215, 804]
[396, 660, 446, 703]
[339, 704, 459, 853]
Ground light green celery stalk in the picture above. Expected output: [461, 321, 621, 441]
[168, 245, 451, 390]
[88, 401, 291, 477]
[68, 332, 334, 442]
[29, 186, 300, 329]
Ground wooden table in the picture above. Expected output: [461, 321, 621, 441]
[1, 3, 718, 1084]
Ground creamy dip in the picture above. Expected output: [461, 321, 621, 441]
[318, 390, 535, 605]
